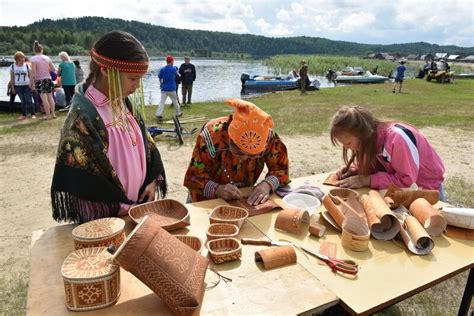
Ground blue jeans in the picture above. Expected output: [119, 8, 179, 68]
[439, 184, 446, 202]
[15, 85, 35, 116]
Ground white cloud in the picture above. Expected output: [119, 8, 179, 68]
[336, 12, 376, 32]
[276, 9, 291, 22]
[255, 18, 293, 36]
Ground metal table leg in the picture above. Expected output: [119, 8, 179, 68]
[459, 267, 474, 316]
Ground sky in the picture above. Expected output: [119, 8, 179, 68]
[1, 0, 473, 47]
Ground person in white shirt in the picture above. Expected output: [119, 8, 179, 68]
[10, 51, 35, 120]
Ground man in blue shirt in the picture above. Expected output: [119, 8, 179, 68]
[156, 55, 182, 122]
[393, 59, 406, 93]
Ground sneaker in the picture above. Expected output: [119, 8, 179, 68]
[31, 115, 37, 119]
[392, 90, 396, 93]
[156, 116, 163, 123]
[18, 115, 27, 120]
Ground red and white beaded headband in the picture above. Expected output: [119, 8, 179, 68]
[90, 48, 148, 74]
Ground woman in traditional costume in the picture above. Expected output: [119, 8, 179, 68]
[183, 98, 289, 205]
[329, 106, 445, 199]
[51, 31, 167, 223]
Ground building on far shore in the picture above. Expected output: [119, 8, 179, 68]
[458, 55, 474, 63]
[420, 54, 435, 61]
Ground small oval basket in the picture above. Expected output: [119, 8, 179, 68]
[174, 235, 204, 253]
[72, 217, 125, 250]
[206, 223, 240, 241]
[129, 199, 190, 231]
[206, 238, 242, 264]
[209, 205, 249, 228]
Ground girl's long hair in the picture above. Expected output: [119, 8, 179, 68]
[330, 106, 381, 175]
[84, 31, 148, 87]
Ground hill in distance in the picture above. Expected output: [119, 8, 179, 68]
[0, 16, 472, 57]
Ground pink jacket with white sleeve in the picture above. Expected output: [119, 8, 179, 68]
[369, 123, 445, 190]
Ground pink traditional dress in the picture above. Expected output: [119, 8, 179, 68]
[85, 84, 147, 214]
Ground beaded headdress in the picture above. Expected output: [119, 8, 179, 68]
[90, 48, 148, 127]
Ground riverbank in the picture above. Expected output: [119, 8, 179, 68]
[1, 79, 473, 314]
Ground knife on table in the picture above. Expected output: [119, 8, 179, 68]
[241, 238, 290, 247]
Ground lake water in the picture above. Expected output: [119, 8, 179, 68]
[0, 56, 333, 104]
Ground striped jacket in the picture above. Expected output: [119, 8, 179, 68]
[369, 123, 445, 190]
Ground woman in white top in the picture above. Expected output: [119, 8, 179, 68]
[30, 40, 56, 119]
[10, 51, 35, 120]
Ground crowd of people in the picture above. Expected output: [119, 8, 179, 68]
[46, 30, 445, 224]
[7, 42, 85, 120]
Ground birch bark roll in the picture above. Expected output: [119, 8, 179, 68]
[385, 184, 440, 209]
[399, 215, 434, 255]
[440, 207, 474, 229]
[360, 191, 400, 240]
[409, 198, 447, 236]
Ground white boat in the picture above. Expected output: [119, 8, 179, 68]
[335, 71, 389, 84]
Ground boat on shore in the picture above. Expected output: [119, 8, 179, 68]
[0, 59, 14, 67]
[335, 71, 389, 84]
[241, 73, 320, 93]
[453, 73, 474, 80]
[0, 100, 66, 112]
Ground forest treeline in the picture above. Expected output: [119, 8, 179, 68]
[0, 16, 472, 57]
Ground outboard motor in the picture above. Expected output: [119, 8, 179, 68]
[241, 73, 250, 94]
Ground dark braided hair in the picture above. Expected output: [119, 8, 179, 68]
[85, 31, 148, 87]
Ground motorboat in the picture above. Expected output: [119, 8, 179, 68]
[335, 71, 389, 84]
[0, 58, 14, 67]
[338, 66, 365, 76]
[241, 73, 320, 93]
[453, 73, 474, 79]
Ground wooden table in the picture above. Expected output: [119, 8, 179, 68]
[27, 198, 337, 315]
[249, 174, 474, 315]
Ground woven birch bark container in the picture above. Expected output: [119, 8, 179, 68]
[206, 223, 240, 241]
[61, 247, 120, 311]
[72, 217, 125, 250]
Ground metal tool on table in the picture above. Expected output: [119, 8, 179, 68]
[301, 246, 359, 275]
[241, 238, 291, 247]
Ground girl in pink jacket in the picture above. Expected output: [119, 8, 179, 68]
[330, 106, 445, 196]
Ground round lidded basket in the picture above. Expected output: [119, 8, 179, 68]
[206, 238, 242, 264]
[61, 247, 120, 311]
[206, 223, 239, 241]
[129, 199, 190, 231]
[174, 235, 204, 253]
[209, 205, 249, 228]
[72, 217, 125, 250]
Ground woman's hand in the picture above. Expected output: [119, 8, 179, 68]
[247, 181, 272, 206]
[335, 165, 358, 180]
[336, 175, 370, 189]
[139, 181, 157, 203]
[215, 184, 241, 201]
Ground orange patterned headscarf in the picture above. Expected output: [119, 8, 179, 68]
[226, 98, 274, 155]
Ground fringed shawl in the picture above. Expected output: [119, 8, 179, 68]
[51, 83, 167, 223]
